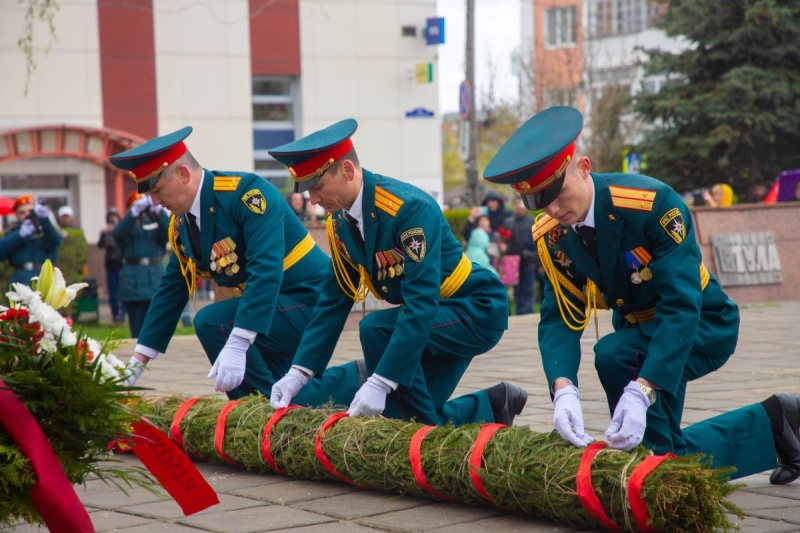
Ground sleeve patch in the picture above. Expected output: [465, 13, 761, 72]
[241, 189, 267, 215]
[400, 228, 426, 261]
[659, 207, 686, 244]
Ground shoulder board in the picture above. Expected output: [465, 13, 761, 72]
[609, 185, 655, 212]
[532, 214, 560, 242]
[375, 186, 404, 216]
[214, 176, 242, 191]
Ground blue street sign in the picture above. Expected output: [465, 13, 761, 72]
[405, 107, 435, 118]
[459, 80, 471, 120]
[425, 17, 445, 45]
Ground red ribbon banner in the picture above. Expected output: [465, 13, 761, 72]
[130, 420, 220, 516]
[0, 380, 94, 533]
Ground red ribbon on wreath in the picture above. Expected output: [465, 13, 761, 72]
[0, 379, 94, 533]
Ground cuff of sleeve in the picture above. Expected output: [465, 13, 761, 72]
[231, 327, 257, 343]
[134, 344, 159, 360]
[372, 373, 398, 391]
[292, 364, 315, 379]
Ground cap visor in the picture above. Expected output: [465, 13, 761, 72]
[294, 175, 323, 194]
[522, 175, 566, 211]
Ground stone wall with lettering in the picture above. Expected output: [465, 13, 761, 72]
[692, 202, 800, 304]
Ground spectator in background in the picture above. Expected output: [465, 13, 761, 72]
[743, 182, 768, 204]
[0, 195, 63, 286]
[57, 205, 78, 228]
[98, 207, 124, 324]
[465, 215, 498, 276]
[461, 190, 510, 242]
[702, 183, 733, 207]
[500, 198, 540, 315]
[113, 193, 169, 338]
[287, 192, 309, 221]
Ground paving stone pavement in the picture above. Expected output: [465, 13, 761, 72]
[11, 301, 800, 533]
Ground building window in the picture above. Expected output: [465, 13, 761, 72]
[588, 0, 650, 37]
[544, 6, 577, 48]
[252, 76, 299, 192]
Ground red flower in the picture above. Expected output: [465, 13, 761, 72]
[0, 308, 30, 322]
[77, 340, 95, 362]
[497, 226, 512, 240]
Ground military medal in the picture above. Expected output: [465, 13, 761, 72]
[230, 263, 240, 274]
[384, 251, 397, 278]
[375, 252, 385, 280]
[391, 248, 405, 276]
[625, 247, 653, 285]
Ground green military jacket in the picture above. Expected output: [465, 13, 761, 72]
[113, 209, 169, 301]
[137, 170, 331, 353]
[536, 172, 739, 396]
[293, 169, 508, 387]
[0, 215, 63, 285]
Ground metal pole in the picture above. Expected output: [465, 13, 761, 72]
[465, 0, 479, 206]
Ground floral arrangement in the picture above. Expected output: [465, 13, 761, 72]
[0, 261, 154, 529]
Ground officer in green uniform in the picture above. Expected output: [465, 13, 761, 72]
[0, 195, 63, 286]
[109, 127, 359, 404]
[113, 192, 170, 338]
[268, 119, 528, 427]
[483, 105, 800, 483]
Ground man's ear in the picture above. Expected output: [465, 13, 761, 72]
[175, 164, 192, 184]
[576, 156, 592, 177]
[341, 159, 356, 181]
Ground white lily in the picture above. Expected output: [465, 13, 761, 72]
[34, 260, 88, 311]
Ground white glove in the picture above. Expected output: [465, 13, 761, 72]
[605, 381, 651, 450]
[207, 334, 250, 392]
[131, 195, 152, 217]
[149, 203, 163, 215]
[553, 384, 594, 447]
[19, 219, 36, 239]
[122, 358, 146, 387]
[347, 375, 391, 417]
[270, 368, 309, 408]
[34, 203, 48, 218]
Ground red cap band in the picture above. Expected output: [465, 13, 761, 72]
[128, 141, 188, 182]
[289, 138, 353, 182]
[512, 142, 575, 195]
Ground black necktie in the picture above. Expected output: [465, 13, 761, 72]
[575, 224, 598, 259]
[346, 213, 365, 252]
[186, 212, 201, 256]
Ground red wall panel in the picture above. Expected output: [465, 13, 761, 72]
[250, 0, 301, 76]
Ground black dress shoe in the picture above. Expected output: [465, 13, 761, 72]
[488, 382, 528, 426]
[770, 394, 800, 485]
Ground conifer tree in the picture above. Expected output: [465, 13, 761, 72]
[633, 1, 800, 195]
